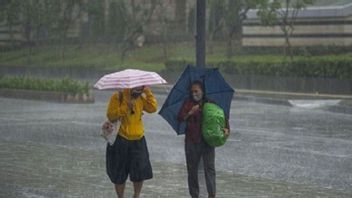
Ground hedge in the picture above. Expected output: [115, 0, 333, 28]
[165, 55, 352, 80]
[236, 45, 352, 56]
[0, 76, 90, 94]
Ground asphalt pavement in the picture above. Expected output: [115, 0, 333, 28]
[0, 90, 351, 197]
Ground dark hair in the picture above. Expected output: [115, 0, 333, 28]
[189, 80, 207, 101]
[190, 80, 204, 91]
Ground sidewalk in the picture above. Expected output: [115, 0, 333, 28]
[150, 84, 352, 114]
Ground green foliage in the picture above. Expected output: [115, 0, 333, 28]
[165, 55, 352, 80]
[0, 0, 83, 45]
[228, 45, 352, 56]
[257, 0, 316, 29]
[2, 42, 351, 76]
[107, 0, 127, 41]
[257, 0, 316, 58]
[86, 0, 105, 37]
[0, 76, 89, 94]
[207, 0, 270, 57]
[0, 0, 21, 24]
[0, 43, 166, 71]
[207, 0, 263, 33]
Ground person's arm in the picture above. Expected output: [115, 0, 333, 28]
[178, 100, 190, 122]
[178, 100, 200, 122]
[106, 92, 128, 122]
[142, 88, 158, 113]
[224, 116, 230, 137]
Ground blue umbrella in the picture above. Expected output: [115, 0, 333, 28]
[159, 65, 235, 135]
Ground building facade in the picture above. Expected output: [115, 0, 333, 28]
[243, 3, 352, 46]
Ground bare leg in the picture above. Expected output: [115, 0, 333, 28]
[114, 183, 126, 198]
[133, 181, 143, 198]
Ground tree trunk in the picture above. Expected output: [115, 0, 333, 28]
[226, 38, 234, 58]
[162, 17, 169, 61]
[24, 23, 32, 64]
[175, 0, 187, 32]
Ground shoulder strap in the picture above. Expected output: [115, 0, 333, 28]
[118, 91, 123, 105]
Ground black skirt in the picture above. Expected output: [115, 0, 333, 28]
[106, 135, 153, 184]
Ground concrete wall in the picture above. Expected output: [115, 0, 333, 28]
[243, 6, 352, 46]
[242, 21, 352, 46]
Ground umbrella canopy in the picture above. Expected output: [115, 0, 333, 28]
[159, 65, 235, 135]
[94, 69, 167, 90]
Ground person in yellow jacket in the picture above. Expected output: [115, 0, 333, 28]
[105, 86, 157, 198]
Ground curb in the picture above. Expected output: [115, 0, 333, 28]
[150, 84, 352, 114]
[0, 88, 95, 103]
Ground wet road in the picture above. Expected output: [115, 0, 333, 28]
[0, 90, 351, 197]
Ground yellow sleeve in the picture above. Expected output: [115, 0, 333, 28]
[142, 88, 157, 113]
[106, 92, 128, 122]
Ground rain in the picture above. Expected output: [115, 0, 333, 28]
[0, 0, 351, 197]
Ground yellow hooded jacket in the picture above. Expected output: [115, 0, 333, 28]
[106, 88, 157, 140]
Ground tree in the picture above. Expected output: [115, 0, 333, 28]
[153, 0, 172, 61]
[107, 0, 127, 44]
[55, 0, 84, 59]
[175, 0, 187, 32]
[0, 0, 54, 62]
[1, 0, 84, 61]
[207, 0, 267, 57]
[118, 0, 158, 62]
[0, 0, 21, 48]
[207, 0, 224, 54]
[86, 0, 106, 40]
[258, 0, 315, 59]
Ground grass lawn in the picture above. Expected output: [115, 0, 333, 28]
[0, 43, 198, 72]
[1, 42, 351, 73]
[0, 42, 272, 71]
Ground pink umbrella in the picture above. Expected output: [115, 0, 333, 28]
[94, 69, 167, 90]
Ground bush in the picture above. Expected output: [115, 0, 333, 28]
[238, 45, 352, 56]
[0, 76, 89, 94]
[164, 55, 352, 80]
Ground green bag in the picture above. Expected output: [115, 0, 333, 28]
[202, 103, 227, 147]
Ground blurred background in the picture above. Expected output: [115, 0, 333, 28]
[0, 0, 351, 94]
[0, 0, 352, 197]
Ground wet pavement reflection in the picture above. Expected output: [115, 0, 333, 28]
[0, 91, 351, 197]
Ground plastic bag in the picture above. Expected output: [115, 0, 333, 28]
[101, 120, 121, 146]
[202, 103, 227, 147]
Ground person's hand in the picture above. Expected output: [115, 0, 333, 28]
[223, 128, 230, 138]
[189, 104, 200, 115]
[143, 86, 150, 92]
[128, 100, 134, 109]
[128, 99, 135, 114]
[141, 86, 150, 97]
[102, 121, 114, 133]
